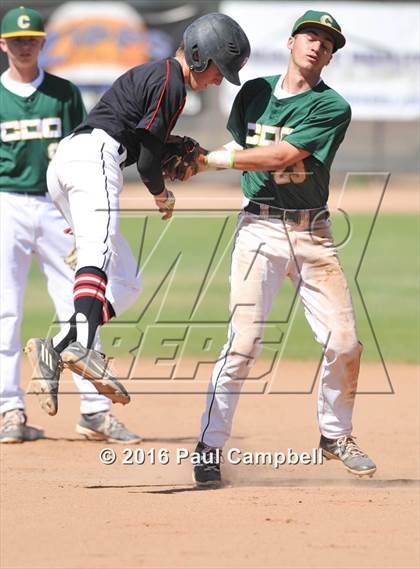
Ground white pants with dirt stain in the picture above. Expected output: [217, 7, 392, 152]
[199, 211, 362, 448]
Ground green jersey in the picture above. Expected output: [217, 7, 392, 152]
[227, 75, 351, 209]
[0, 72, 86, 195]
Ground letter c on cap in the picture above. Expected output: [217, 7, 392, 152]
[320, 15, 333, 27]
[17, 15, 31, 29]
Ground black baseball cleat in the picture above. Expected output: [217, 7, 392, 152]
[320, 434, 377, 478]
[192, 442, 223, 487]
[25, 338, 62, 416]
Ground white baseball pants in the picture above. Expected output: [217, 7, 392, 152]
[47, 128, 142, 317]
[0, 192, 112, 415]
[199, 212, 362, 448]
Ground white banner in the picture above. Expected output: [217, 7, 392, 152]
[220, 2, 420, 120]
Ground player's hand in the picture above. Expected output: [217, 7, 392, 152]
[196, 149, 210, 173]
[154, 189, 176, 220]
[64, 227, 73, 235]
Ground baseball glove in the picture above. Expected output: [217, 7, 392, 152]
[162, 135, 202, 182]
[64, 246, 77, 271]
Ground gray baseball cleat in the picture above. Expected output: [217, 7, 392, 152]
[61, 342, 130, 405]
[320, 435, 377, 477]
[0, 409, 44, 444]
[25, 337, 62, 416]
[192, 442, 223, 487]
[76, 412, 141, 443]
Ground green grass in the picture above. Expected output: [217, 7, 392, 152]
[22, 212, 419, 363]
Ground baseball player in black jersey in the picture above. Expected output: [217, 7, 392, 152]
[25, 14, 250, 412]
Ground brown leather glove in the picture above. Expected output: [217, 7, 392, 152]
[161, 135, 203, 182]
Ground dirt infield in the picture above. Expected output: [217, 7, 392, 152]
[1, 359, 419, 569]
[2, 177, 418, 568]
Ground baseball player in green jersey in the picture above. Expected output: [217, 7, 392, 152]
[191, 10, 377, 486]
[0, 6, 141, 443]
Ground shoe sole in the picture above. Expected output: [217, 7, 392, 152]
[192, 471, 222, 488]
[0, 437, 24, 444]
[76, 424, 142, 444]
[25, 339, 58, 416]
[61, 351, 130, 406]
[322, 449, 377, 478]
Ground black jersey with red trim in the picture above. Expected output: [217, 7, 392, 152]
[74, 58, 186, 166]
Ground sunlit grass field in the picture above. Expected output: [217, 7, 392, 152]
[22, 212, 419, 363]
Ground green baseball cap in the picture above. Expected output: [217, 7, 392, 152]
[291, 10, 345, 52]
[1, 6, 46, 38]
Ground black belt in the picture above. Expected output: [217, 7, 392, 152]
[72, 126, 126, 156]
[244, 202, 329, 223]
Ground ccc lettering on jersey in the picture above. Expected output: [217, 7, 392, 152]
[1, 118, 62, 142]
[246, 122, 306, 184]
[246, 123, 293, 146]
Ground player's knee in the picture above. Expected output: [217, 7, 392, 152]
[330, 340, 362, 377]
[229, 333, 262, 360]
[341, 340, 363, 359]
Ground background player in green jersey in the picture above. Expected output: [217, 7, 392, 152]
[0, 6, 141, 443]
[191, 10, 377, 486]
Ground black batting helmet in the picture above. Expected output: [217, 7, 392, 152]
[183, 13, 250, 86]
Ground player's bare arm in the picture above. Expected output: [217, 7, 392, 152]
[198, 141, 310, 172]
